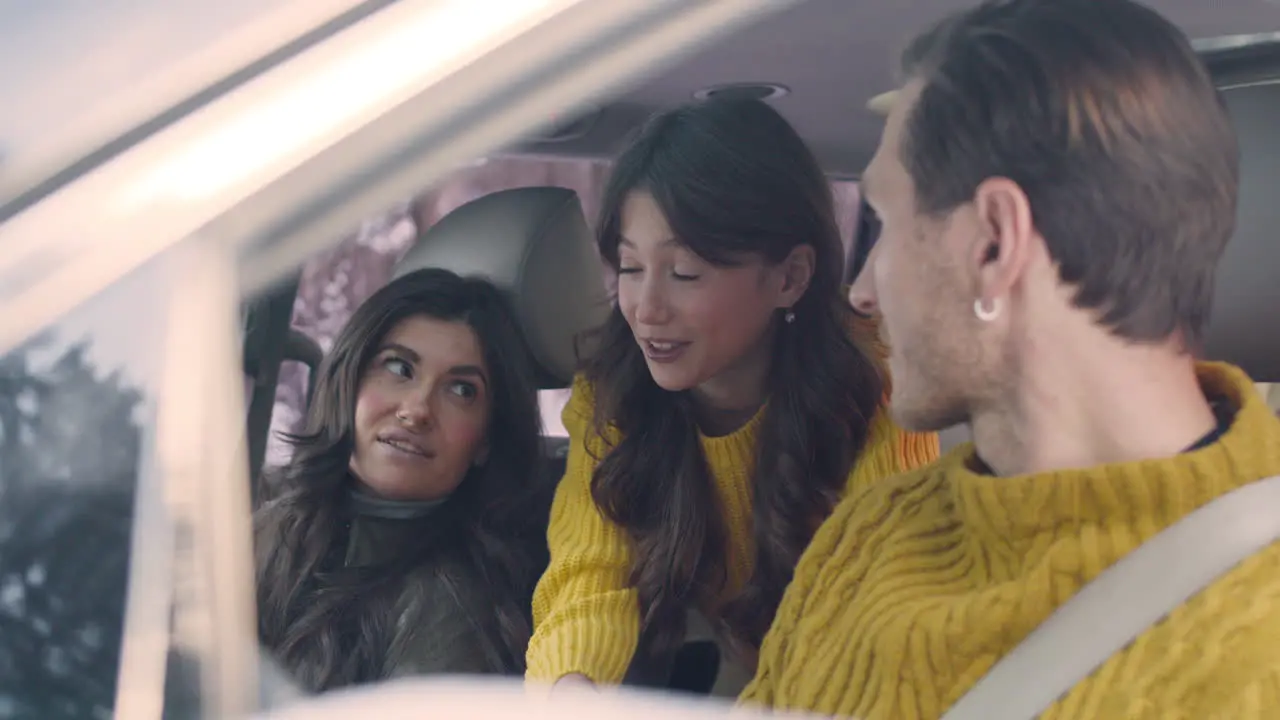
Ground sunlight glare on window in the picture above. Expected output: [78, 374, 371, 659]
[116, 0, 582, 208]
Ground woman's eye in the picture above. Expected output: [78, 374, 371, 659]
[672, 270, 701, 281]
[383, 357, 413, 379]
[617, 266, 641, 275]
[448, 381, 478, 400]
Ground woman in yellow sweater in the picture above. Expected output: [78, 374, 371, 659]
[742, 0, 1280, 717]
[525, 97, 938, 688]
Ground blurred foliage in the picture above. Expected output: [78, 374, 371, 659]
[0, 336, 141, 719]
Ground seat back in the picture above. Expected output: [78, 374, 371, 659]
[395, 187, 609, 389]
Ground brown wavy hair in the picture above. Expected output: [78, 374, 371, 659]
[584, 97, 885, 671]
[255, 268, 546, 691]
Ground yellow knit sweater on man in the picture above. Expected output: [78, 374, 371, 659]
[742, 362, 1280, 719]
[525, 365, 940, 683]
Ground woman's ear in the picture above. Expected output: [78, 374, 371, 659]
[776, 244, 816, 309]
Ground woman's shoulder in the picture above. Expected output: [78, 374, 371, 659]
[561, 373, 611, 440]
[565, 372, 597, 412]
[251, 491, 300, 539]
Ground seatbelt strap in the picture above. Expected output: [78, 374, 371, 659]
[941, 474, 1280, 720]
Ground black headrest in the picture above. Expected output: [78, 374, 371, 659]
[1205, 81, 1280, 381]
[394, 187, 609, 388]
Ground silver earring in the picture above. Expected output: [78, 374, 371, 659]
[973, 298, 1001, 322]
[784, 309, 796, 324]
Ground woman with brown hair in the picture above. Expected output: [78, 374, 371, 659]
[526, 97, 938, 690]
[256, 268, 547, 691]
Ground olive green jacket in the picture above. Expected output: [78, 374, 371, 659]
[344, 491, 511, 677]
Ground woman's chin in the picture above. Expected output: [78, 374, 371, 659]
[645, 364, 700, 393]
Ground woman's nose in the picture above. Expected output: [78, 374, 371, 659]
[395, 386, 434, 427]
[634, 278, 672, 326]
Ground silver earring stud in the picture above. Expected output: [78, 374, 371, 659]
[974, 298, 1001, 322]
[784, 310, 796, 324]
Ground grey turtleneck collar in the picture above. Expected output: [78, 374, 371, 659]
[347, 486, 447, 521]
[343, 487, 448, 567]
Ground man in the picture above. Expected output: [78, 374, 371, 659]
[740, 0, 1280, 717]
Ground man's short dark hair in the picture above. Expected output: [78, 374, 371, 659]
[900, 0, 1239, 346]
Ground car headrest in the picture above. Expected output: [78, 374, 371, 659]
[394, 187, 609, 389]
[1204, 81, 1280, 382]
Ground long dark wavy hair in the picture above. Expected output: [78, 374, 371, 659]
[586, 97, 885, 666]
[255, 268, 546, 691]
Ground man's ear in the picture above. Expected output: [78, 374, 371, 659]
[776, 244, 816, 309]
[971, 177, 1034, 304]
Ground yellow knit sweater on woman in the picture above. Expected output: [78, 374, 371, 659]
[742, 362, 1280, 719]
[525, 359, 939, 683]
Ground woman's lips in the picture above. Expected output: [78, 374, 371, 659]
[641, 339, 689, 364]
[377, 431, 433, 458]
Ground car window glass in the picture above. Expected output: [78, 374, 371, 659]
[0, 250, 177, 718]
[0, 0, 335, 203]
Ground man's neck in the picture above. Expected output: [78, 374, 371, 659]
[970, 340, 1217, 477]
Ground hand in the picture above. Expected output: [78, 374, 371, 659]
[553, 674, 596, 692]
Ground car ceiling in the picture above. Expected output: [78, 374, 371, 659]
[512, 0, 1280, 176]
